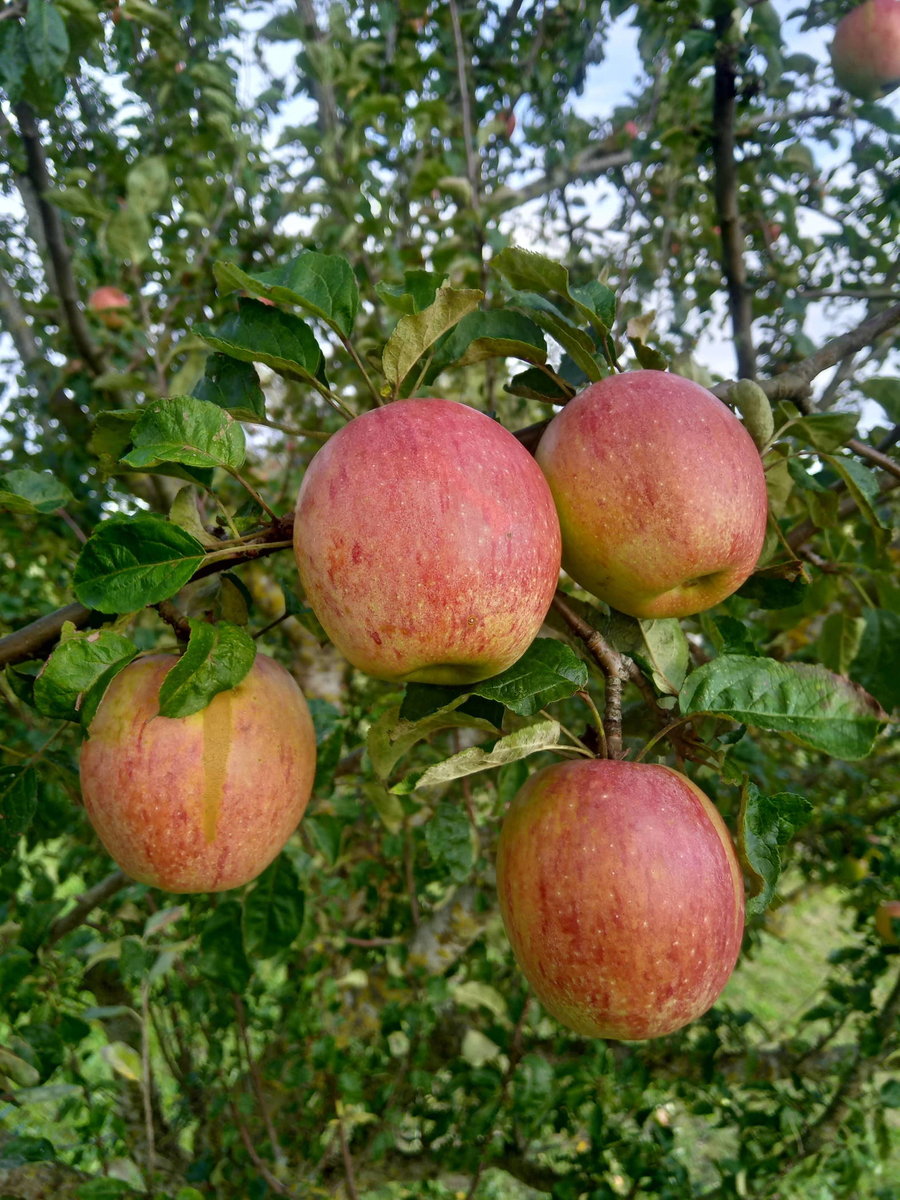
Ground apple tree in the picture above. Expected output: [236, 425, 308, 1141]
[0, 1, 898, 1198]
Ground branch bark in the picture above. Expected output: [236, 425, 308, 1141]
[47, 870, 129, 946]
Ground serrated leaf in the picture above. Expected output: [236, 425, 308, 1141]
[100, 1041, 142, 1082]
[33, 629, 138, 724]
[730, 379, 774, 449]
[168, 486, 220, 548]
[777, 405, 858, 452]
[859, 376, 900, 424]
[25, 0, 69, 81]
[198, 299, 324, 385]
[192, 353, 266, 421]
[43, 185, 107, 221]
[466, 638, 588, 716]
[376, 269, 444, 315]
[636, 619, 689, 695]
[429, 310, 547, 378]
[513, 298, 604, 381]
[850, 608, 900, 712]
[242, 854, 305, 959]
[120, 395, 245, 472]
[816, 612, 865, 678]
[215, 251, 359, 337]
[367, 699, 499, 782]
[382, 286, 483, 391]
[157, 619, 256, 718]
[679, 654, 887, 760]
[823, 452, 889, 531]
[425, 801, 474, 881]
[0, 767, 37, 866]
[105, 206, 151, 266]
[0, 468, 74, 514]
[73, 515, 206, 613]
[391, 717, 561, 794]
[504, 366, 574, 403]
[493, 247, 615, 338]
[739, 782, 811, 917]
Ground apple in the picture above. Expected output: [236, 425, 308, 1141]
[534, 370, 768, 619]
[293, 397, 561, 684]
[88, 285, 130, 329]
[875, 899, 900, 945]
[830, 0, 900, 100]
[496, 758, 745, 1040]
[79, 652, 316, 893]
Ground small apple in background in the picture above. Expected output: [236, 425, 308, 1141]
[623, 120, 640, 139]
[88, 285, 130, 329]
[496, 759, 745, 1040]
[875, 900, 900, 945]
[79, 653, 316, 893]
[534, 369, 768, 619]
[294, 397, 561, 685]
[830, 0, 900, 100]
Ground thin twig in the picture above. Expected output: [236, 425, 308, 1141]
[47, 870, 129, 946]
[140, 980, 156, 1182]
[551, 592, 629, 759]
[233, 994, 287, 1168]
[336, 1102, 360, 1200]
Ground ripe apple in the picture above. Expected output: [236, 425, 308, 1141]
[293, 397, 561, 684]
[79, 652, 316, 892]
[830, 0, 900, 100]
[875, 899, 900, 945]
[534, 370, 768, 619]
[496, 758, 745, 1040]
[88, 285, 130, 329]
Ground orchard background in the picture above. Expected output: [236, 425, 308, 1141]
[0, 0, 899, 1197]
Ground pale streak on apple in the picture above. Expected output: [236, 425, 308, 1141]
[201, 687, 232, 844]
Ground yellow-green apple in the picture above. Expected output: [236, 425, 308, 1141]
[293, 397, 561, 684]
[534, 370, 768, 618]
[875, 899, 900, 945]
[79, 653, 316, 892]
[496, 758, 745, 1040]
[831, 0, 900, 100]
[88, 285, 130, 329]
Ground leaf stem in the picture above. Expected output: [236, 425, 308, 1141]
[225, 468, 279, 520]
[633, 710, 720, 763]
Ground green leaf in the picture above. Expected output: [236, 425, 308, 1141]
[33, 629, 138, 724]
[679, 654, 887, 760]
[100, 1041, 142, 1082]
[382, 286, 483, 391]
[0, 1135, 55, 1168]
[736, 564, 809, 609]
[816, 612, 866, 678]
[511, 293, 604, 380]
[376, 269, 444, 315]
[199, 300, 324, 386]
[739, 782, 811, 917]
[157, 620, 256, 719]
[24, 0, 69, 81]
[126, 155, 169, 215]
[504, 366, 574, 403]
[73, 515, 206, 613]
[425, 801, 474, 882]
[730, 379, 774, 449]
[850, 608, 900, 712]
[391, 716, 562, 793]
[859, 376, 900, 425]
[0, 767, 37, 866]
[367, 699, 499, 782]
[192, 353, 266, 421]
[429, 309, 547, 376]
[0, 1045, 40, 1088]
[823, 453, 889, 530]
[105, 206, 151, 266]
[711, 615, 760, 658]
[75, 1179, 140, 1199]
[777, 406, 858, 452]
[43, 184, 107, 221]
[635, 619, 689, 695]
[305, 813, 343, 865]
[0, 468, 74, 514]
[215, 251, 359, 337]
[120, 395, 245, 472]
[242, 854, 305, 959]
[492, 247, 614, 337]
[198, 901, 251, 991]
[465, 638, 588, 716]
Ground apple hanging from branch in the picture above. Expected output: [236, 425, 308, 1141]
[830, 0, 900, 101]
[293, 397, 562, 684]
[534, 370, 768, 619]
[79, 653, 316, 893]
[496, 759, 745, 1040]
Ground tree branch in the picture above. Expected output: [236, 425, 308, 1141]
[13, 103, 105, 376]
[0, 602, 93, 668]
[47, 870, 129, 946]
[711, 13, 756, 378]
[550, 592, 629, 759]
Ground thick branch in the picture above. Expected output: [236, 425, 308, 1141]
[711, 15, 756, 378]
[0, 266, 39, 363]
[13, 103, 105, 375]
[551, 592, 629, 759]
[0, 602, 93, 668]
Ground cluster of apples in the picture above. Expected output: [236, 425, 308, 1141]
[80, 369, 768, 1039]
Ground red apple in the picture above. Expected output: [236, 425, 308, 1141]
[496, 758, 745, 1040]
[293, 398, 561, 684]
[79, 652, 316, 893]
[88, 285, 130, 329]
[875, 899, 900, 945]
[831, 0, 900, 100]
[534, 370, 768, 619]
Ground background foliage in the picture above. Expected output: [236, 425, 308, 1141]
[0, 1, 898, 1197]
